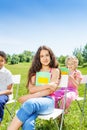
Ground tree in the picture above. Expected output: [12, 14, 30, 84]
[73, 48, 84, 65]
[58, 55, 66, 65]
[18, 54, 26, 62]
[23, 50, 32, 62]
[6, 54, 11, 64]
[82, 43, 87, 62]
[11, 54, 20, 64]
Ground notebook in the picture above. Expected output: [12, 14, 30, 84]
[60, 67, 69, 75]
[36, 72, 51, 86]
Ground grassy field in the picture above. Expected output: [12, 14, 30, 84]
[1, 63, 87, 130]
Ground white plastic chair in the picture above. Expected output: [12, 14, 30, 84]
[75, 75, 87, 116]
[5, 74, 21, 119]
[38, 75, 68, 130]
[58, 75, 68, 130]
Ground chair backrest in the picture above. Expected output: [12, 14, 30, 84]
[81, 75, 87, 84]
[9, 74, 21, 100]
[12, 74, 21, 84]
[59, 75, 68, 88]
[59, 75, 87, 87]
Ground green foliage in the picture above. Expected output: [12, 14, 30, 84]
[6, 54, 11, 63]
[11, 54, 20, 64]
[6, 43, 87, 66]
[1, 63, 87, 130]
[18, 54, 26, 62]
[35, 119, 59, 130]
[7, 50, 34, 64]
[73, 47, 84, 65]
[58, 55, 66, 65]
[82, 62, 87, 68]
[82, 43, 87, 62]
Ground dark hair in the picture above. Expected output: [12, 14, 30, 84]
[0, 51, 7, 61]
[26, 45, 59, 88]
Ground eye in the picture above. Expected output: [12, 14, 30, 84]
[46, 54, 49, 57]
[0, 60, 4, 62]
[40, 55, 44, 58]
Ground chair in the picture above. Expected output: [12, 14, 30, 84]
[75, 75, 87, 117]
[5, 74, 21, 119]
[58, 75, 68, 130]
[38, 75, 68, 130]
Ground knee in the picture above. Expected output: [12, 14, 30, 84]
[22, 99, 40, 115]
[22, 101, 34, 114]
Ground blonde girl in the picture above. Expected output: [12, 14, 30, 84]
[54, 56, 82, 113]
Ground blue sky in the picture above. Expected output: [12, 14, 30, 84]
[0, 0, 87, 56]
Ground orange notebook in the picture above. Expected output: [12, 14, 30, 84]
[60, 67, 69, 75]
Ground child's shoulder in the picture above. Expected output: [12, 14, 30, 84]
[76, 69, 82, 74]
[4, 67, 12, 75]
[76, 69, 82, 78]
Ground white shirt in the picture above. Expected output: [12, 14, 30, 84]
[0, 67, 13, 91]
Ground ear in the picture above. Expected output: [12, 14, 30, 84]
[4, 59, 6, 64]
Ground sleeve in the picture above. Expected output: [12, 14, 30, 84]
[6, 70, 13, 86]
[76, 70, 83, 80]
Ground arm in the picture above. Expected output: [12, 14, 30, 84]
[18, 83, 57, 104]
[0, 84, 13, 95]
[18, 68, 60, 103]
[18, 89, 51, 103]
[29, 68, 60, 94]
[69, 71, 82, 89]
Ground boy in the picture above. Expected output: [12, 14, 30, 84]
[0, 51, 13, 125]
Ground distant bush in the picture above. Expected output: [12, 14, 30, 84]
[82, 62, 87, 68]
[59, 64, 65, 67]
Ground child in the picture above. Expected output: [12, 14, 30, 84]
[8, 45, 61, 130]
[0, 51, 13, 124]
[54, 56, 82, 113]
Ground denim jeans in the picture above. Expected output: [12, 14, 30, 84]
[17, 96, 54, 130]
[0, 95, 8, 122]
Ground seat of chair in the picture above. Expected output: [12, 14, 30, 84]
[38, 108, 63, 120]
[6, 99, 16, 104]
[75, 96, 84, 101]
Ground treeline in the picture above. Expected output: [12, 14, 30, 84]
[6, 44, 87, 67]
[6, 50, 34, 64]
[58, 43, 87, 67]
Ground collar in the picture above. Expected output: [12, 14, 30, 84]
[0, 67, 6, 72]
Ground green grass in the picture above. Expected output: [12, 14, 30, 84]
[1, 63, 87, 130]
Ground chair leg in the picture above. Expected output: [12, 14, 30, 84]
[82, 83, 87, 117]
[5, 105, 13, 119]
[75, 100, 83, 112]
[79, 83, 87, 128]
[54, 119, 59, 130]
[59, 111, 65, 130]
[5, 100, 17, 120]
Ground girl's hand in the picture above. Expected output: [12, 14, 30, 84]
[69, 72, 77, 81]
[73, 72, 77, 79]
[48, 82, 58, 92]
[18, 95, 29, 104]
[69, 74, 73, 79]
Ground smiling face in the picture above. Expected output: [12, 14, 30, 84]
[66, 57, 78, 72]
[40, 49, 51, 67]
[0, 56, 5, 69]
[67, 60, 75, 71]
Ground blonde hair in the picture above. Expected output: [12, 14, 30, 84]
[65, 56, 78, 68]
